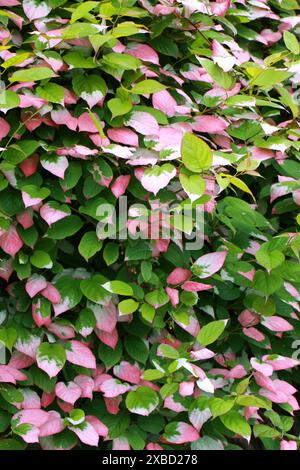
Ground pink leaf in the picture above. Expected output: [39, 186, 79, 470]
[0, 225, 23, 257]
[40, 203, 69, 225]
[126, 111, 159, 136]
[113, 361, 141, 385]
[86, 415, 108, 437]
[262, 355, 299, 371]
[41, 283, 61, 304]
[0, 117, 10, 140]
[127, 43, 159, 65]
[152, 90, 177, 117]
[23, 0, 51, 21]
[163, 422, 199, 444]
[107, 128, 139, 147]
[98, 378, 131, 398]
[192, 115, 228, 133]
[174, 312, 200, 337]
[193, 251, 227, 278]
[51, 109, 77, 131]
[212, 40, 235, 72]
[111, 175, 131, 198]
[25, 274, 47, 298]
[78, 112, 99, 133]
[66, 340, 96, 369]
[92, 302, 117, 333]
[74, 375, 94, 399]
[280, 440, 297, 451]
[13, 409, 49, 427]
[181, 281, 213, 292]
[95, 328, 118, 349]
[19, 154, 39, 177]
[55, 381, 82, 405]
[165, 287, 179, 307]
[250, 358, 273, 377]
[41, 156, 69, 179]
[167, 268, 191, 285]
[39, 415, 64, 437]
[243, 327, 265, 342]
[261, 316, 294, 332]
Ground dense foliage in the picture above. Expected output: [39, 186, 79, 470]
[0, 0, 299, 451]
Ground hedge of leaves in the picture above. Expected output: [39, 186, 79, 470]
[0, 0, 299, 451]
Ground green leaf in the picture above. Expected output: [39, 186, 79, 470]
[112, 21, 143, 38]
[36, 343, 66, 377]
[21, 184, 50, 200]
[130, 79, 166, 94]
[253, 424, 280, 439]
[151, 36, 178, 57]
[102, 52, 141, 70]
[236, 377, 250, 395]
[253, 271, 283, 296]
[137, 414, 165, 434]
[181, 132, 212, 173]
[98, 341, 122, 369]
[283, 31, 299, 54]
[276, 85, 299, 119]
[145, 288, 169, 308]
[126, 427, 145, 450]
[70, 1, 98, 23]
[103, 242, 119, 265]
[39, 430, 78, 450]
[9, 67, 55, 83]
[62, 22, 99, 39]
[31, 366, 57, 393]
[0, 326, 17, 353]
[276, 260, 300, 283]
[67, 408, 85, 425]
[30, 250, 53, 269]
[191, 436, 224, 451]
[160, 383, 178, 399]
[124, 336, 148, 363]
[72, 74, 107, 105]
[80, 277, 110, 304]
[47, 216, 84, 239]
[0, 384, 24, 404]
[64, 52, 97, 69]
[210, 398, 234, 418]
[78, 231, 103, 261]
[90, 33, 115, 53]
[221, 411, 251, 437]
[140, 303, 155, 323]
[255, 249, 285, 271]
[108, 96, 132, 118]
[118, 298, 139, 315]
[197, 320, 227, 346]
[158, 344, 179, 359]
[102, 280, 133, 296]
[199, 58, 235, 89]
[0, 439, 26, 450]
[36, 82, 65, 104]
[75, 308, 96, 337]
[54, 275, 82, 311]
[251, 296, 276, 316]
[125, 386, 159, 416]
[229, 177, 255, 201]
[247, 67, 292, 87]
[1, 53, 32, 70]
[0, 90, 20, 110]
[142, 369, 165, 381]
[236, 395, 271, 409]
[179, 169, 206, 202]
